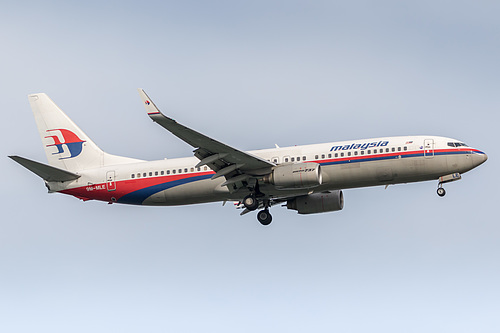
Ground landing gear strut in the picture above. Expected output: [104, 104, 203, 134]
[242, 183, 273, 225]
[436, 173, 461, 197]
[242, 194, 273, 225]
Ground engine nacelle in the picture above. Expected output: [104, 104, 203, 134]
[286, 191, 344, 214]
[263, 162, 322, 190]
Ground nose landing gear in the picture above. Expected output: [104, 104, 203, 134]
[437, 186, 446, 197]
[436, 173, 461, 197]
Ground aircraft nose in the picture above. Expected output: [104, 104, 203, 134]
[472, 151, 487, 167]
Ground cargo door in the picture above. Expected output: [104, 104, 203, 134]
[106, 170, 116, 191]
[424, 139, 434, 158]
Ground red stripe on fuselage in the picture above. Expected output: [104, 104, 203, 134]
[61, 171, 214, 202]
[315, 148, 477, 165]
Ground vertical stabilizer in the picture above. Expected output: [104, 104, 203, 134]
[28, 93, 139, 171]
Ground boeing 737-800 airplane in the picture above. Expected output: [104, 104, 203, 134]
[9, 89, 487, 225]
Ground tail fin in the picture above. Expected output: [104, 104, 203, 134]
[28, 93, 140, 171]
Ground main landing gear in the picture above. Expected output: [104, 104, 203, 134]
[243, 193, 259, 211]
[242, 193, 273, 226]
[257, 209, 272, 225]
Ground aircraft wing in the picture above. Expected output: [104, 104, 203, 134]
[138, 89, 275, 192]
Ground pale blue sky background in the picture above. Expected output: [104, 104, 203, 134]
[1, 1, 499, 332]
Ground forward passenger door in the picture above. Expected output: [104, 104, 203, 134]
[424, 139, 434, 158]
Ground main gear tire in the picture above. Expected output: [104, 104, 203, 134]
[243, 194, 259, 211]
[257, 209, 272, 225]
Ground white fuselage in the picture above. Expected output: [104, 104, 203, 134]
[49, 135, 487, 206]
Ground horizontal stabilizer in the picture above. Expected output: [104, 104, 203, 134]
[9, 155, 80, 182]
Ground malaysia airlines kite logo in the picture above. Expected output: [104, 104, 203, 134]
[45, 129, 86, 159]
[145, 100, 150, 105]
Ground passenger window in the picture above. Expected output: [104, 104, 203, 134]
[335, 153, 338, 158]
[361, 151, 364, 155]
[178, 169, 182, 174]
[143, 173, 147, 177]
[167, 170, 170, 175]
[137, 173, 141, 178]
[398, 147, 401, 152]
[374, 149, 377, 153]
[341, 152, 344, 157]
[404, 147, 407, 151]
[184, 168, 188, 173]
[204, 166, 208, 171]
[291, 157, 295, 162]
[347, 152, 351, 157]
[161, 171, 164, 175]
[190, 168, 194, 172]
[392, 147, 395, 152]
[302, 156, 306, 161]
[155, 171, 158, 176]
[285, 157, 289, 162]
[315, 155, 319, 160]
[172, 170, 176, 174]
[149, 172, 153, 176]
[197, 167, 201, 171]
[131, 174, 135, 179]
[368, 150, 371, 154]
[386, 148, 389, 152]
[354, 151, 358, 156]
[321, 154, 325, 159]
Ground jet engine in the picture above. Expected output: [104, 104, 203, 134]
[263, 162, 322, 190]
[286, 191, 344, 214]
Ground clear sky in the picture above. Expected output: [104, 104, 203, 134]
[1, 1, 499, 332]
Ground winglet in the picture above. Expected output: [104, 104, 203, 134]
[137, 88, 162, 116]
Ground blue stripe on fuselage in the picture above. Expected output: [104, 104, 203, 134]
[118, 174, 213, 205]
[319, 150, 473, 167]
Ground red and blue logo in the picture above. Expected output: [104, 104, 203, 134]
[45, 129, 86, 159]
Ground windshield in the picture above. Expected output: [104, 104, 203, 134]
[447, 142, 469, 147]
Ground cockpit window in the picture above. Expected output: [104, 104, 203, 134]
[448, 142, 469, 147]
